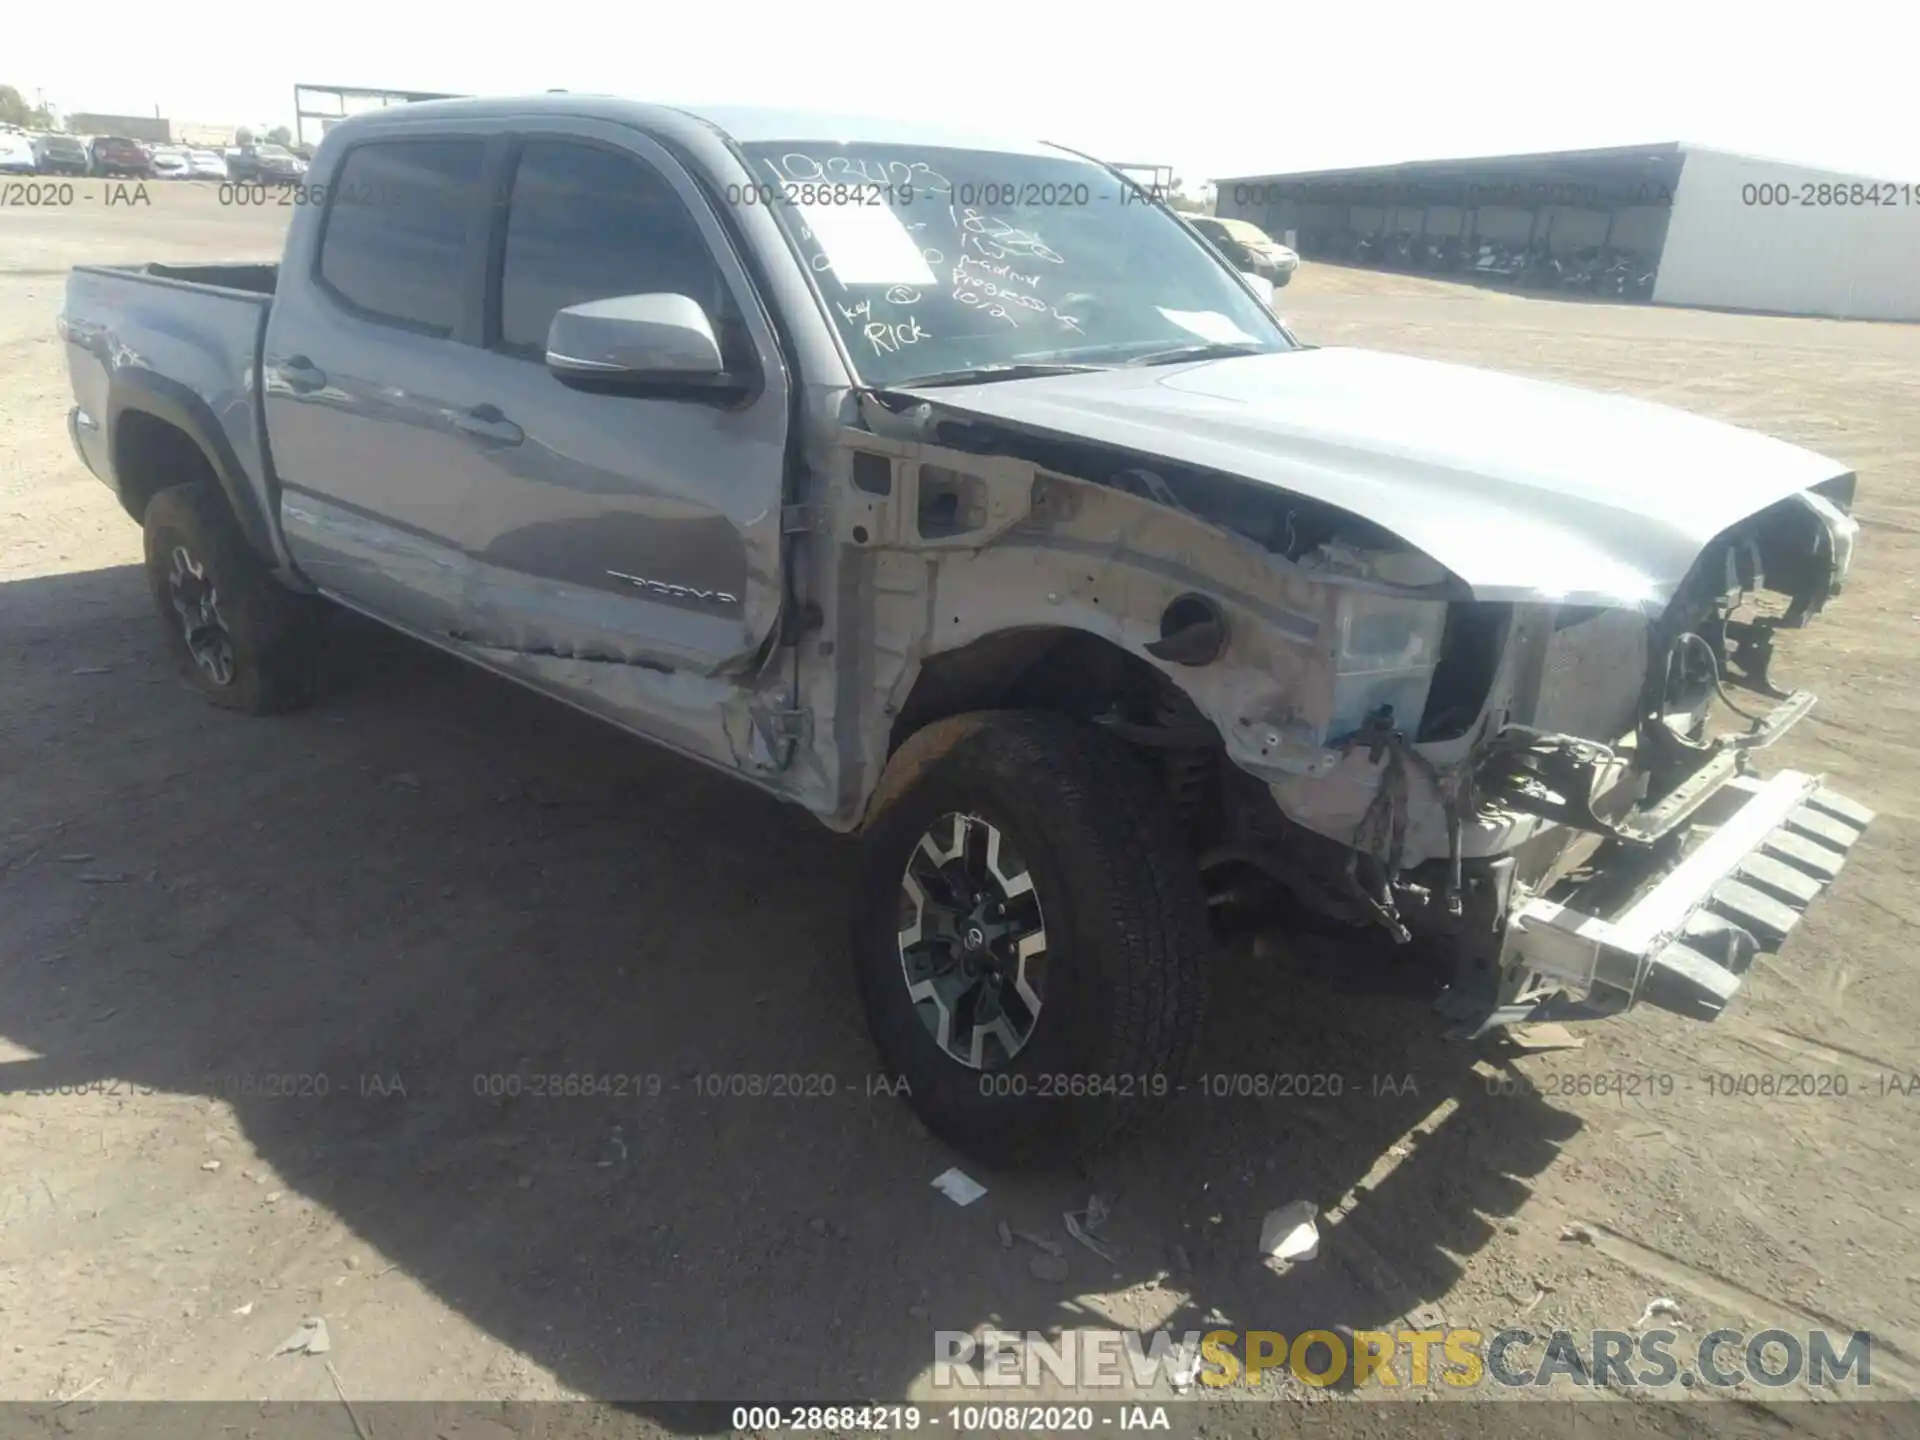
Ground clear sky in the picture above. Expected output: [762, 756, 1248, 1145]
[11, 0, 1917, 182]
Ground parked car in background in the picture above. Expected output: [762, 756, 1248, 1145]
[226, 143, 305, 182]
[90, 136, 153, 178]
[1190, 215, 1300, 287]
[187, 149, 230, 181]
[0, 129, 39, 174]
[149, 146, 193, 180]
[31, 132, 93, 176]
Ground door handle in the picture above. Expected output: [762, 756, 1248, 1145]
[452, 404, 524, 447]
[274, 355, 326, 393]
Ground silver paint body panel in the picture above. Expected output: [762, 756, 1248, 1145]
[897, 347, 1852, 608]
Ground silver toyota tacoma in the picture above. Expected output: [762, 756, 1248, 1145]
[58, 97, 1872, 1164]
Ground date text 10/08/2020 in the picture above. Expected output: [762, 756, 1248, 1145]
[973, 1072, 1420, 1100]
[722, 181, 1099, 208]
[467, 1072, 912, 1099]
[0, 181, 150, 208]
[457, 1071, 1425, 1102]
[730, 1405, 1170, 1432]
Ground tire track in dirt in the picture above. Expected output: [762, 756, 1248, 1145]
[1565, 1218, 1920, 1394]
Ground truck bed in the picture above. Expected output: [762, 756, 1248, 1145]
[144, 262, 279, 295]
[61, 262, 285, 565]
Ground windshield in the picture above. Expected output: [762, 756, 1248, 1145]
[736, 141, 1293, 387]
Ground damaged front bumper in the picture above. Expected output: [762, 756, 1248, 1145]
[1489, 769, 1873, 1027]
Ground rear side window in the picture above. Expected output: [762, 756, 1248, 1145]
[497, 141, 726, 357]
[317, 140, 484, 335]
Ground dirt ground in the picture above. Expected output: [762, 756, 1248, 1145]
[3, 184, 1919, 1431]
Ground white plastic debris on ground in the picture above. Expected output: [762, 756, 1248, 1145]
[1064, 1194, 1116, 1262]
[1637, 1297, 1684, 1328]
[1259, 1201, 1320, 1263]
[273, 1316, 332, 1357]
[931, 1167, 987, 1206]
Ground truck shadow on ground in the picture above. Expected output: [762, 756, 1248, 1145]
[1, 566, 1581, 1419]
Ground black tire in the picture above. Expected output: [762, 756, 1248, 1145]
[142, 482, 318, 714]
[855, 712, 1210, 1167]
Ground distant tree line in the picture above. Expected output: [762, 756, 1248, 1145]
[0, 85, 55, 128]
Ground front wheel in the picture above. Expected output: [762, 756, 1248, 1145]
[855, 712, 1210, 1166]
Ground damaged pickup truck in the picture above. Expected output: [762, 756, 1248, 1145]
[60, 97, 1872, 1163]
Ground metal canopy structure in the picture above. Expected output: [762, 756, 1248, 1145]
[1217, 143, 1686, 208]
[1110, 162, 1176, 194]
[293, 83, 465, 148]
[1214, 140, 1920, 321]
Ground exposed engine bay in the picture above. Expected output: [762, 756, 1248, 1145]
[856, 382, 1867, 1031]
[1472, 478, 1857, 841]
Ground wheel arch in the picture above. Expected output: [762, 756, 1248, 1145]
[861, 626, 1221, 834]
[106, 371, 275, 560]
[887, 627, 1189, 747]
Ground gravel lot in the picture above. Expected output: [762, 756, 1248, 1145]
[2, 184, 1917, 1430]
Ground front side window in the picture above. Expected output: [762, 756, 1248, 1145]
[497, 141, 728, 358]
[737, 141, 1294, 386]
[316, 139, 484, 335]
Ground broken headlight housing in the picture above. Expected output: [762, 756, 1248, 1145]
[1326, 588, 1449, 741]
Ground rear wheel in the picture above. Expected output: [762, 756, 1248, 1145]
[855, 712, 1210, 1166]
[142, 482, 319, 714]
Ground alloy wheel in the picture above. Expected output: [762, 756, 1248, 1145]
[896, 811, 1049, 1069]
[166, 544, 236, 687]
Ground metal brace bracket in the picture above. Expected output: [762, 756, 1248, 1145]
[781, 503, 819, 535]
[749, 700, 812, 767]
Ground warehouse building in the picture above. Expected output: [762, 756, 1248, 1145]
[66, 112, 173, 144]
[294, 84, 463, 148]
[1215, 142, 1920, 322]
[62, 115, 240, 147]
[173, 122, 240, 149]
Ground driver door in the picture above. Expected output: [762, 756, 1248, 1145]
[452, 126, 790, 661]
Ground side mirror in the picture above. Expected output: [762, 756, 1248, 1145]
[1240, 272, 1276, 308]
[545, 293, 751, 400]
